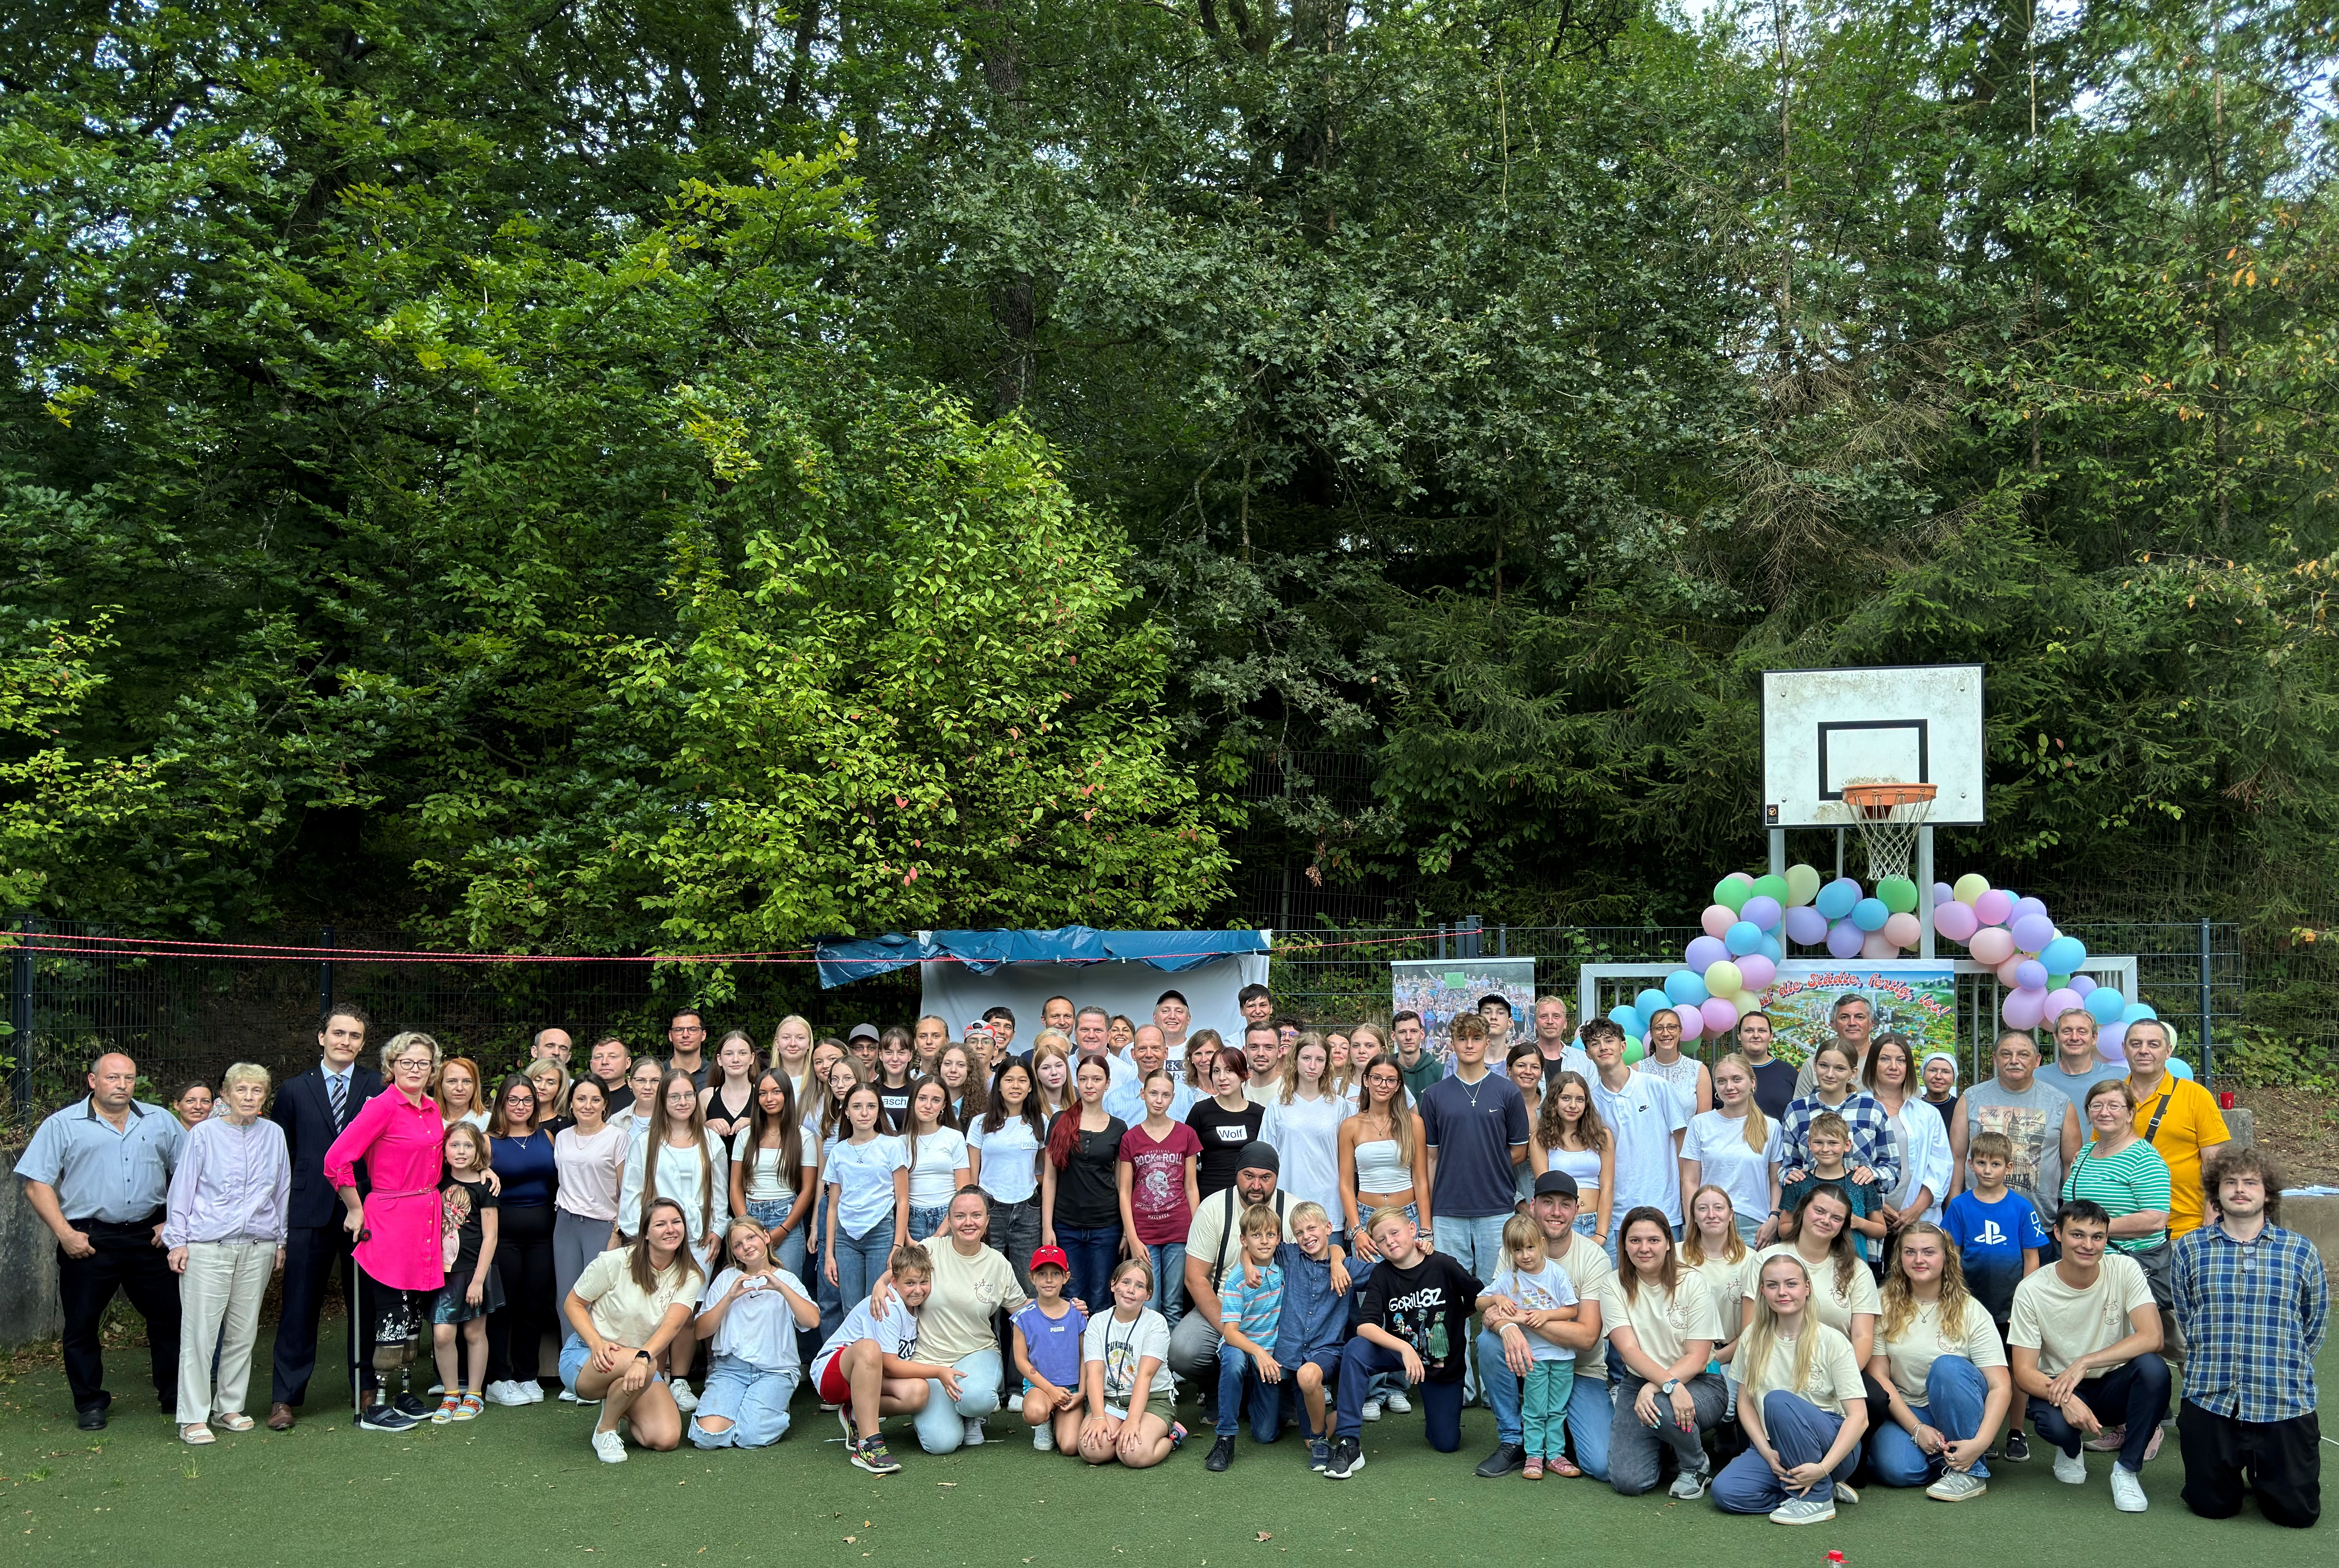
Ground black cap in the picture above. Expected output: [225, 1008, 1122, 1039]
[1236, 1140, 1280, 1175]
[1532, 1170, 1580, 1199]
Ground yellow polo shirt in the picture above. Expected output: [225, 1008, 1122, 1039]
[2129, 1073, 2228, 1238]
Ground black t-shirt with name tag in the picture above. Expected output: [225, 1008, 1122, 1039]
[1184, 1100, 1266, 1198]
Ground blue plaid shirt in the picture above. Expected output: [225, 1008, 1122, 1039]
[2172, 1220, 2327, 1424]
[1776, 1089, 1900, 1193]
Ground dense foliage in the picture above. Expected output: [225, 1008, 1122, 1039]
[5, 0, 2337, 952]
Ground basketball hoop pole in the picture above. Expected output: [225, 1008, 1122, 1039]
[1769, 827, 1786, 877]
[1917, 824, 1935, 959]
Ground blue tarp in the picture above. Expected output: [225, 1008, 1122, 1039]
[814, 926, 1268, 989]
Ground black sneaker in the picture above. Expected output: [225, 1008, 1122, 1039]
[1325, 1436, 1365, 1479]
[1475, 1441, 1527, 1478]
[2002, 1431, 2031, 1463]
[357, 1403, 418, 1433]
[1205, 1435, 1235, 1472]
[393, 1393, 431, 1421]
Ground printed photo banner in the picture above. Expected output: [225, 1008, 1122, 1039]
[1758, 961, 1957, 1064]
[1391, 957, 1537, 1044]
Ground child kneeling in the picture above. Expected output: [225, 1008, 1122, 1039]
[806, 1244, 956, 1475]
[689, 1218, 819, 1449]
[1324, 1205, 1483, 1479]
[1012, 1245, 1089, 1453]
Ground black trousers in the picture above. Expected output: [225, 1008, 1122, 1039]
[2179, 1399, 2322, 1529]
[273, 1222, 362, 1406]
[58, 1214, 179, 1414]
[486, 1204, 557, 1385]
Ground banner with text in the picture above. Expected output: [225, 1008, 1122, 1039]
[1391, 957, 1538, 1045]
[1760, 961, 1957, 1064]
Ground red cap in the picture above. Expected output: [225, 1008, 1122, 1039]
[1029, 1245, 1071, 1273]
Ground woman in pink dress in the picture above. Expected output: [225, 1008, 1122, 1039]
[326, 1031, 450, 1433]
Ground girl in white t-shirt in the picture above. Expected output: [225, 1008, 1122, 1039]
[1714, 1252, 1870, 1522]
[1077, 1256, 1180, 1469]
[1681, 1055, 1780, 1246]
[823, 1086, 909, 1319]
[900, 1079, 972, 1241]
[1679, 1184, 1756, 1379]
[1866, 1222, 2009, 1499]
[688, 1217, 819, 1449]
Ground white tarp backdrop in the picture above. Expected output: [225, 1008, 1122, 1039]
[918, 953, 1271, 1056]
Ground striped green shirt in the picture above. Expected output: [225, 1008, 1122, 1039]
[2060, 1137, 2171, 1253]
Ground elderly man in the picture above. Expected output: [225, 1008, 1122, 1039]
[529, 1026, 574, 1083]
[1950, 1030, 2082, 1212]
[1168, 1144, 1339, 1385]
[16, 1051, 185, 1429]
[1105, 1026, 1190, 1124]
[1473, 1170, 1616, 1480]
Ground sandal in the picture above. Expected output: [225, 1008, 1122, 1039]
[214, 1412, 255, 1433]
[1550, 1453, 1582, 1477]
[179, 1424, 216, 1445]
[454, 1394, 484, 1421]
[432, 1395, 463, 1425]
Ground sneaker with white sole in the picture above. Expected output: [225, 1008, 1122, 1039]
[1770, 1495, 1835, 1526]
[356, 1404, 417, 1433]
[1669, 1465, 1710, 1501]
[558, 1388, 580, 1403]
[591, 1429, 627, 1464]
[852, 1435, 902, 1475]
[1927, 1470, 1987, 1502]
[2085, 1423, 2127, 1452]
[2001, 1430, 2031, 1462]
[483, 1380, 531, 1408]
[669, 1379, 697, 1412]
[1833, 1481, 1858, 1505]
[2142, 1424, 2164, 1463]
[522, 1381, 545, 1404]
[2110, 1464, 2148, 1513]
[1359, 1398, 1382, 1422]
[2054, 1449, 2087, 1485]
[962, 1416, 985, 1447]
[1383, 1391, 1411, 1414]
[1325, 1437, 1365, 1479]
[1032, 1424, 1054, 1452]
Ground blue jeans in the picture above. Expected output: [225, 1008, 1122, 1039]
[687, 1354, 797, 1448]
[1215, 1342, 1284, 1441]
[1145, 1242, 1187, 1330]
[1054, 1223, 1122, 1316]
[743, 1199, 809, 1281]
[1333, 1338, 1462, 1449]
[987, 1199, 1042, 1300]
[830, 1220, 895, 1320]
[909, 1203, 952, 1244]
[1435, 1212, 1511, 1402]
[911, 1348, 1004, 1454]
[1574, 1209, 1603, 1241]
[1732, 1212, 1765, 1247]
[1713, 1391, 1860, 1512]
[1869, 1354, 1993, 1485]
[2030, 1354, 2171, 1473]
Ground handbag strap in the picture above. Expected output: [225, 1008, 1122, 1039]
[2142, 1092, 2175, 1143]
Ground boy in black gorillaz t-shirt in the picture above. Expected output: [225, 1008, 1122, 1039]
[1324, 1205, 1482, 1478]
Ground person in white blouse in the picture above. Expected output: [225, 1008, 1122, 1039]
[619, 1071, 732, 1412]
[1679, 1054, 1781, 1247]
[163, 1063, 290, 1444]
[1262, 1035, 1351, 1235]
[1864, 1034, 1953, 1252]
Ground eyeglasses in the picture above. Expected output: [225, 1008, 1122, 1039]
[391, 1057, 434, 1071]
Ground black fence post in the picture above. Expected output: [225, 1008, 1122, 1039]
[2197, 917, 2213, 1085]
[319, 925, 335, 1027]
[1460, 914, 1482, 960]
[10, 915, 31, 1117]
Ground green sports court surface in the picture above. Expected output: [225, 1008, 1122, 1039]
[1, 1326, 2326, 1567]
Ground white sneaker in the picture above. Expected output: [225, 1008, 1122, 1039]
[591, 1429, 627, 1464]
[522, 1381, 545, 1404]
[1669, 1465, 1710, 1500]
[1833, 1481, 1858, 1505]
[1926, 1470, 1987, 1502]
[1032, 1425, 1054, 1452]
[484, 1380, 531, 1407]
[670, 1379, 697, 1413]
[1383, 1391, 1411, 1414]
[1360, 1398, 1383, 1422]
[1770, 1495, 1835, 1525]
[962, 1416, 985, 1447]
[558, 1388, 580, 1404]
[2054, 1449, 2087, 1485]
[2110, 1464, 2148, 1513]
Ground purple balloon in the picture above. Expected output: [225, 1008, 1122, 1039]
[1700, 997, 1740, 1036]
[1783, 906, 1828, 946]
[2044, 986, 2085, 1021]
[2014, 959, 2048, 990]
[1933, 900, 1979, 943]
[2011, 896, 2049, 924]
[2002, 987, 2048, 1030]
[1973, 889, 2013, 926]
[1685, 935, 1729, 972]
[1933, 882, 1954, 905]
[2069, 974, 2097, 997]
[1736, 953, 1777, 991]
[1741, 895, 1782, 932]
[1825, 919, 1865, 959]
[2010, 913, 2056, 952]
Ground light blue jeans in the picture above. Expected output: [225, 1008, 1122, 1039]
[1145, 1242, 1187, 1330]
[1437, 1212, 1511, 1403]
[1868, 1354, 1994, 1485]
[830, 1221, 895, 1322]
[908, 1203, 952, 1244]
[744, 1199, 809, 1281]
[912, 1348, 1004, 1454]
[687, 1354, 798, 1448]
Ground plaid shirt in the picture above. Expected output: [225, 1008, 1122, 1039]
[1776, 1089, 1900, 1193]
[2173, 1220, 2327, 1424]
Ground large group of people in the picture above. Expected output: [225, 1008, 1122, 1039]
[15, 984, 2324, 1528]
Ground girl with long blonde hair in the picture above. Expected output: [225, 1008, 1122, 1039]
[1866, 1221, 2009, 1498]
[1713, 1253, 1869, 1522]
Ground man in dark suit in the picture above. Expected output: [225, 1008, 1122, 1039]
[268, 1005, 379, 1429]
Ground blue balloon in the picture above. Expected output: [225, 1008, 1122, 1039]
[1758, 934, 1784, 963]
[2085, 987, 2127, 1024]
[1725, 920, 1764, 956]
[1815, 877, 1862, 920]
[1663, 970, 1709, 1006]
[2038, 935, 2087, 974]
[2123, 1002, 2159, 1024]
[1634, 989, 1673, 1025]
[2168, 1057, 2194, 1080]
[2014, 959, 2048, 991]
[1608, 1003, 1640, 1030]
[1851, 897, 1889, 932]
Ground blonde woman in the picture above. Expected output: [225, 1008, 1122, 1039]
[164, 1062, 289, 1443]
[1867, 1221, 2009, 1500]
[524, 1059, 570, 1131]
[1713, 1252, 1869, 1523]
[1681, 1053, 1780, 1247]
[768, 1014, 816, 1104]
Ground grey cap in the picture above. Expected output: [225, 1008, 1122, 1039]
[847, 1022, 880, 1043]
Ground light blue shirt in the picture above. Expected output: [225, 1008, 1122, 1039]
[15, 1097, 183, 1223]
[1105, 1071, 1194, 1127]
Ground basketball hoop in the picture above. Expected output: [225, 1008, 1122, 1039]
[1833, 779, 1937, 884]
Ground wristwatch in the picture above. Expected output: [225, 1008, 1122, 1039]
[634, 1350, 654, 1362]
[1660, 1379, 1679, 1396]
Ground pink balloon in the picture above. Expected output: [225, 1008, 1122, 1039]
[1673, 1005, 1704, 1041]
[1882, 912, 1921, 948]
[1701, 904, 1736, 939]
[1973, 889, 2013, 926]
[1862, 930, 1898, 958]
[2044, 987, 2085, 1022]
[1736, 954, 1777, 991]
[1933, 900, 1979, 943]
[1996, 955, 2028, 986]
[2001, 987, 2047, 1030]
[1700, 997, 1739, 1036]
[1970, 926, 2015, 966]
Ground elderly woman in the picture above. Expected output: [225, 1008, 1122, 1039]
[325, 1031, 450, 1433]
[163, 1063, 291, 1444]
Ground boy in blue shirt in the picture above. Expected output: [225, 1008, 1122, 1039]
[1010, 1246, 1088, 1455]
[1272, 1201, 1353, 1470]
[1941, 1130, 2048, 1460]
[1206, 1203, 1288, 1470]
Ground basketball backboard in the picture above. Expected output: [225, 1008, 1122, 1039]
[1761, 665, 1985, 828]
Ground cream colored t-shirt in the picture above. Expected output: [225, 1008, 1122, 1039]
[2007, 1253, 2153, 1380]
[1747, 1242, 1880, 1341]
[1732, 1322, 1866, 1415]
[572, 1247, 698, 1349]
[919, 1241, 1029, 1363]
[1549, 1234, 1615, 1382]
[1600, 1270, 1723, 1368]
[1877, 1298, 2008, 1401]
[1677, 1244, 1756, 1348]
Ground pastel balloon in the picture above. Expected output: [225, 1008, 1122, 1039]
[2011, 914, 2057, 952]
[1723, 920, 1762, 956]
[2069, 974, 2097, 997]
[2096, 1023, 2127, 1063]
[1952, 872, 1991, 906]
[2001, 987, 2047, 1030]
[1933, 900, 1979, 943]
[1862, 930, 1899, 959]
[2122, 1002, 2158, 1023]
[2011, 896, 2049, 925]
[1608, 1004, 1640, 1029]
[1673, 1005, 1704, 1041]
[2044, 987, 2086, 1022]
[1815, 877, 1862, 920]
[1825, 919, 1865, 959]
[1685, 936, 1729, 973]
[1751, 874, 1791, 907]
[1704, 959, 1744, 997]
[1970, 926, 2016, 966]
[1634, 992, 1673, 1032]
[2039, 935, 2087, 974]
[1784, 906, 1829, 945]
[1851, 897, 1889, 932]
[2085, 987, 2126, 1023]
[1784, 864, 1822, 906]
[1701, 903, 1736, 938]
[1723, 871, 1756, 889]
[2168, 1057, 2194, 1081]
[1973, 889, 2013, 926]
[1741, 895, 1783, 932]
[1877, 877, 1920, 915]
[1622, 1038, 1646, 1065]
[1882, 912, 1921, 948]
[1713, 878, 1751, 913]
[1933, 882, 1954, 906]
[1664, 970, 1710, 1006]
[1758, 934, 1784, 963]
[1736, 953, 1777, 991]
[1997, 956, 2029, 987]
[2014, 958, 2048, 990]
[1700, 997, 1740, 1035]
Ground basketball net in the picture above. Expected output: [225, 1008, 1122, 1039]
[1833, 779, 1937, 883]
